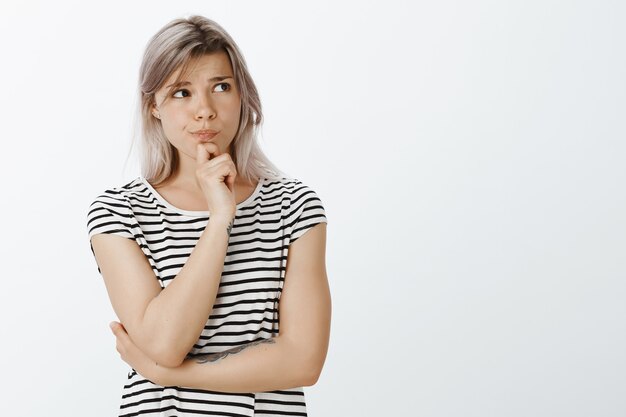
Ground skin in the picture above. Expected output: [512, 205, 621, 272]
[151, 50, 256, 211]
[108, 51, 332, 393]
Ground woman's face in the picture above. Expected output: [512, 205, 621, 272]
[152, 51, 241, 159]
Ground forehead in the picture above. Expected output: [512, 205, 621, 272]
[167, 50, 233, 84]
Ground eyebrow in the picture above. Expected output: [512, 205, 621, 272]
[166, 76, 233, 89]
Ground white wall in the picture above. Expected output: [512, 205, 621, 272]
[0, 0, 624, 416]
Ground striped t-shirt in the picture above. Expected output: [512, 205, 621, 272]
[86, 175, 328, 417]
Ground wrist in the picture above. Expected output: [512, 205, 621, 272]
[209, 214, 235, 226]
[208, 215, 235, 237]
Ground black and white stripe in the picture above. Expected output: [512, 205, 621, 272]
[87, 176, 327, 416]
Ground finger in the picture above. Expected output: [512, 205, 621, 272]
[196, 143, 210, 165]
[212, 159, 236, 182]
[110, 321, 128, 339]
[196, 142, 221, 164]
[110, 323, 123, 351]
[227, 163, 236, 190]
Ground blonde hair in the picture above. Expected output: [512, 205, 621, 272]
[128, 15, 286, 186]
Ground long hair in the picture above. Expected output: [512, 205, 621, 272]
[128, 15, 286, 186]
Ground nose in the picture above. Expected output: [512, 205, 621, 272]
[195, 92, 216, 120]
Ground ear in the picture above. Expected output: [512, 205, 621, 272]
[150, 98, 161, 119]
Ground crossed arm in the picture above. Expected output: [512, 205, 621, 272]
[109, 222, 331, 393]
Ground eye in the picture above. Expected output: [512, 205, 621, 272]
[214, 82, 231, 93]
[173, 89, 190, 98]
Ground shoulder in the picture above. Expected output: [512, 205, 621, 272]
[267, 177, 327, 242]
[264, 176, 322, 198]
[87, 177, 145, 213]
[86, 177, 146, 240]
[266, 176, 326, 212]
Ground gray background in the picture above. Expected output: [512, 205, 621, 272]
[0, 0, 624, 415]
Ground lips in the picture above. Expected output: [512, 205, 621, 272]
[192, 130, 219, 140]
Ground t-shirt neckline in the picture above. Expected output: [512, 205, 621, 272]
[139, 176, 264, 217]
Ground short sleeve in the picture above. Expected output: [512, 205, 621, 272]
[288, 181, 328, 244]
[86, 194, 135, 241]
[86, 193, 136, 276]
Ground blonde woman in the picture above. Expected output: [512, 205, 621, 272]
[87, 15, 331, 416]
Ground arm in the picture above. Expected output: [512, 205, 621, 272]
[113, 222, 332, 392]
[92, 215, 234, 368]
[156, 222, 332, 392]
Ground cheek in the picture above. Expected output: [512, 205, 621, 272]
[161, 112, 185, 129]
[229, 101, 242, 123]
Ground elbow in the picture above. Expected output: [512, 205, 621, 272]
[156, 352, 185, 369]
[302, 361, 324, 386]
[303, 369, 321, 387]
[125, 321, 188, 368]
[301, 351, 326, 387]
[282, 336, 327, 387]
[150, 342, 187, 369]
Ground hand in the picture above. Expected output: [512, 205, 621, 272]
[195, 142, 237, 220]
[109, 321, 164, 385]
